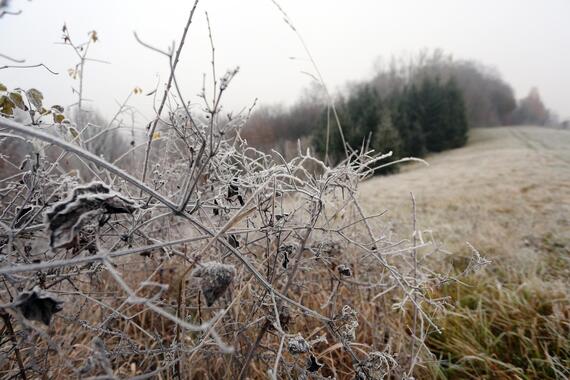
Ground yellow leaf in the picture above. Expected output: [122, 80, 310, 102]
[152, 131, 161, 140]
[9, 92, 27, 110]
[53, 113, 65, 124]
[0, 95, 15, 116]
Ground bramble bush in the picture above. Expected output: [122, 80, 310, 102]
[0, 3, 491, 379]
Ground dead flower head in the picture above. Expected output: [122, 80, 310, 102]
[333, 305, 359, 342]
[192, 261, 236, 306]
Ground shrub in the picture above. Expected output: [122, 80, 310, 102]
[0, 5, 489, 380]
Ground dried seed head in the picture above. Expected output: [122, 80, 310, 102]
[313, 241, 342, 258]
[337, 264, 352, 276]
[355, 351, 397, 380]
[288, 334, 310, 354]
[333, 305, 359, 342]
[11, 286, 64, 325]
[192, 261, 236, 306]
[279, 244, 296, 269]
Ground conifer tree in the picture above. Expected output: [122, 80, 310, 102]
[345, 85, 381, 148]
[419, 77, 448, 152]
[395, 86, 426, 158]
[445, 78, 469, 148]
[373, 109, 402, 173]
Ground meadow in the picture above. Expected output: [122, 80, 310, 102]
[362, 126, 570, 379]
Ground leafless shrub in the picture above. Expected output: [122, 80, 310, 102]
[0, 2, 489, 379]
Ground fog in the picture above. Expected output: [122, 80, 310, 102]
[1, 0, 569, 122]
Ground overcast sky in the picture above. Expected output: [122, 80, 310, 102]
[1, 0, 569, 123]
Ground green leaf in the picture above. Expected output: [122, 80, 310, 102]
[26, 88, 44, 110]
[0, 83, 7, 92]
[53, 113, 65, 124]
[9, 92, 28, 111]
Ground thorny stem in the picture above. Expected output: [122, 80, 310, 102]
[0, 62, 58, 74]
[239, 195, 322, 378]
[0, 235, 210, 275]
[238, 321, 269, 380]
[205, 11, 217, 155]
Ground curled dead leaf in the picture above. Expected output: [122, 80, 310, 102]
[11, 287, 64, 325]
[45, 182, 136, 249]
[307, 354, 323, 372]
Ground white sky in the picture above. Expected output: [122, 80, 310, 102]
[1, 0, 569, 123]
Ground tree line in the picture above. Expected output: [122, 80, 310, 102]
[241, 50, 556, 171]
[312, 76, 468, 169]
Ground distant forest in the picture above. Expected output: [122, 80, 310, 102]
[242, 50, 556, 168]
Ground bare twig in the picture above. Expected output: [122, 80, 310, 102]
[0, 62, 58, 74]
[138, 0, 200, 191]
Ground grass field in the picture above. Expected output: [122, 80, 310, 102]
[361, 126, 570, 379]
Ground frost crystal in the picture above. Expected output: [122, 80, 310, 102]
[463, 242, 492, 274]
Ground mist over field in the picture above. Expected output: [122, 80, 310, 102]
[0, 1, 568, 379]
